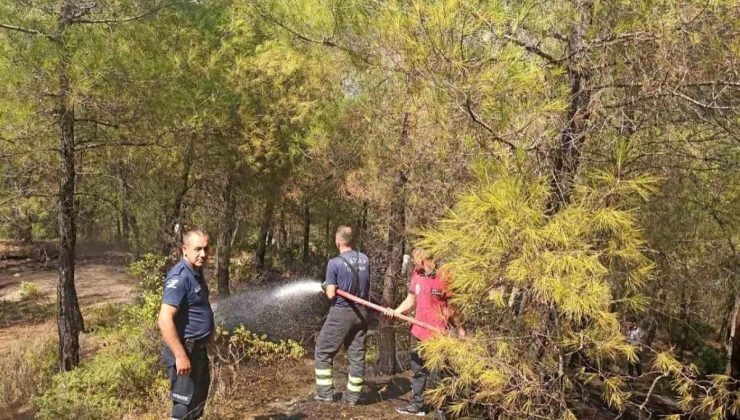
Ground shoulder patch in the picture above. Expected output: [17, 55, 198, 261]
[165, 276, 181, 289]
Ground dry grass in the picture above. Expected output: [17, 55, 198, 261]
[0, 333, 57, 415]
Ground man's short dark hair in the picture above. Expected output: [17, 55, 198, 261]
[183, 228, 208, 245]
[335, 225, 353, 247]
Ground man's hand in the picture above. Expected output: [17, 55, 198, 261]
[383, 307, 397, 318]
[175, 354, 191, 375]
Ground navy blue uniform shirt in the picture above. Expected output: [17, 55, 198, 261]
[162, 259, 215, 341]
[323, 250, 370, 307]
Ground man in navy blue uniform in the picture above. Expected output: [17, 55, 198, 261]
[314, 225, 371, 405]
[158, 228, 214, 420]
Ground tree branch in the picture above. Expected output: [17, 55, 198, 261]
[462, 96, 517, 152]
[75, 141, 162, 151]
[502, 34, 562, 65]
[0, 23, 54, 40]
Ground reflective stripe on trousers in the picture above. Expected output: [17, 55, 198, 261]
[315, 368, 333, 386]
[346, 375, 363, 393]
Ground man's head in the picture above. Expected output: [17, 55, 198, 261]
[335, 225, 354, 250]
[182, 228, 209, 268]
[411, 248, 427, 268]
[411, 248, 436, 274]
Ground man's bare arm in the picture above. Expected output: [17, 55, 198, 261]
[158, 304, 191, 375]
[384, 293, 415, 317]
[324, 284, 337, 300]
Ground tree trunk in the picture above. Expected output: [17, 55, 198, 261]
[357, 200, 368, 252]
[56, 0, 83, 371]
[255, 196, 275, 270]
[546, 0, 594, 213]
[678, 289, 691, 359]
[377, 110, 410, 375]
[727, 295, 740, 377]
[117, 161, 139, 256]
[160, 136, 195, 260]
[302, 202, 310, 264]
[324, 197, 332, 260]
[216, 173, 237, 297]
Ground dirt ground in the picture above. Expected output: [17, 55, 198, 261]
[0, 242, 439, 419]
[0, 255, 136, 350]
[204, 356, 424, 420]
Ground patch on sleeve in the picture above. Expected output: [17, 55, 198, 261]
[165, 277, 180, 289]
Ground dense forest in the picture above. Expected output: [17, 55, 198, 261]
[1, 0, 738, 419]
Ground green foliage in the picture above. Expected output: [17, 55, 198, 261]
[416, 159, 654, 417]
[128, 253, 169, 323]
[85, 303, 127, 333]
[696, 345, 726, 377]
[130, 253, 169, 296]
[213, 325, 305, 365]
[0, 334, 57, 412]
[35, 309, 165, 419]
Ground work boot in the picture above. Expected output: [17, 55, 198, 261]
[395, 404, 426, 416]
[313, 393, 333, 403]
[341, 391, 360, 406]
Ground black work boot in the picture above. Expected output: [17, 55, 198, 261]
[395, 404, 426, 416]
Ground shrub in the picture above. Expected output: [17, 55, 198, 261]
[34, 322, 165, 419]
[128, 253, 169, 323]
[212, 325, 305, 365]
[19, 281, 44, 300]
[129, 253, 169, 296]
[85, 303, 125, 333]
[0, 333, 57, 413]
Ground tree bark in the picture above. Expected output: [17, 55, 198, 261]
[357, 200, 368, 252]
[255, 195, 276, 270]
[56, 0, 83, 372]
[216, 173, 237, 297]
[160, 136, 195, 260]
[377, 111, 410, 375]
[546, 0, 594, 213]
[324, 197, 332, 260]
[302, 202, 310, 264]
[117, 161, 139, 256]
[278, 208, 288, 252]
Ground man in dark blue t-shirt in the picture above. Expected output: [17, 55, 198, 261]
[158, 228, 214, 419]
[314, 225, 370, 405]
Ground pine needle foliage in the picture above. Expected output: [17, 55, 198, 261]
[416, 158, 656, 418]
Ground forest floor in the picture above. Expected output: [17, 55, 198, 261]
[0, 241, 434, 419]
[0, 240, 683, 419]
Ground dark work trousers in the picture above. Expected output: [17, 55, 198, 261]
[628, 349, 642, 377]
[410, 337, 440, 410]
[314, 305, 368, 402]
[163, 344, 210, 419]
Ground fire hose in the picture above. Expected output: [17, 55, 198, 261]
[335, 289, 447, 335]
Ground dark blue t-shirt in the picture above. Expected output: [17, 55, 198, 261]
[323, 250, 370, 307]
[162, 259, 215, 341]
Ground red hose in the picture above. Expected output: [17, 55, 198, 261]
[335, 289, 446, 335]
